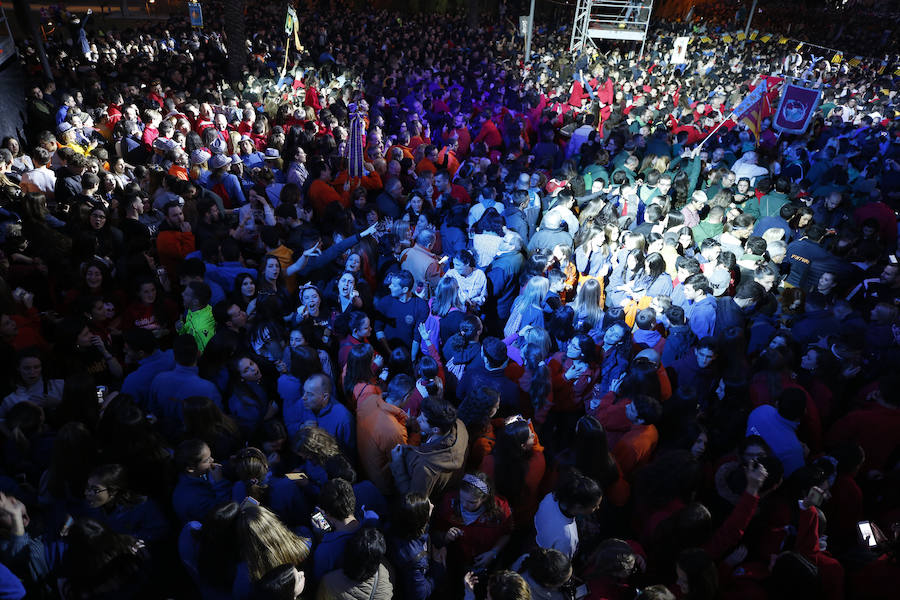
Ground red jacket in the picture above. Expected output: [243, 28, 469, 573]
[156, 230, 195, 274]
[826, 402, 900, 473]
[473, 118, 502, 149]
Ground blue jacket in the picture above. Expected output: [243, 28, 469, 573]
[311, 514, 379, 583]
[752, 215, 791, 240]
[374, 295, 429, 350]
[231, 472, 309, 528]
[76, 498, 170, 543]
[0, 562, 25, 600]
[150, 365, 222, 437]
[661, 324, 695, 367]
[486, 252, 525, 320]
[746, 404, 805, 476]
[0, 533, 65, 594]
[171, 474, 232, 525]
[203, 172, 246, 207]
[457, 358, 521, 411]
[389, 533, 442, 600]
[228, 381, 272, 438]
[686, 295, 717, 340]
[282, 397, 354, 453]
[353, 481, 388, 521]
[121, 350, 175, 411]
[206, 261, 255, 292]
[670, 282, 688, 310]
[792, 310, 840, 346]
[672, 350, 720, 408]
[178, 521, 253, 600]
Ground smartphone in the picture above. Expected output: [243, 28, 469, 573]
[439, 255, 449, 264]
[575, 584, 590, 599]
[311, 510, 332, 532]
[858, 521, 877, 547]
[96, 385, 107, 404]
[60, 515, 75, 536]
[285, 472, 308, 481]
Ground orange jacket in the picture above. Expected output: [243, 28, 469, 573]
[357, 390, 408, 494]
[613, 424, 659, 478]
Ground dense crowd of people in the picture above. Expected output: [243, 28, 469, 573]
[0, 1, 898, 598]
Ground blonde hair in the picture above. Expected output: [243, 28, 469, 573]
[292, 425, 341, 464]
[574, 278, 606, 328]
[505, 277, 549, 338]
[237, 503, 310, 580]
[653, 155, 671, 173]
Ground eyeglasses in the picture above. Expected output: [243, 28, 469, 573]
[85, 486, 108, 495]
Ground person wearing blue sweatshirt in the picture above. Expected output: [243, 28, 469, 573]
[150, 335, 222, 438]
[746, 389, 807, 476]
[683, 273, 718, 341]
[310, 478, 379, 584]
[120, 328, 175, 411]
[231, 447, 309, 529]
[171, 440, 232, 525]
[0, 493, 66, 596]
[282, 373, 354, 452]
[76, 464, 170, 544]
[228, 356, 279, 438]
[790, 292, 841, 346]
[204, 238, 255, 291]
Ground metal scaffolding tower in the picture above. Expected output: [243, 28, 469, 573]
[570, 0, 654, 58]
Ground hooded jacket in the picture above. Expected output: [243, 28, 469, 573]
[390, 419, 468, 498]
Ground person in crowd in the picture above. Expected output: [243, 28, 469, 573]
[1, 4, 898, 597]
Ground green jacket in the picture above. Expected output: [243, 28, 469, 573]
[745, 191, 789, 219]
[180, 305, 216, 354]
[692, 220, 724, 244]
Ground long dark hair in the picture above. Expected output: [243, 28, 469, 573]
[492, 419, 533, 504]
[197, 503, 241, 590]
[522, 343, 551, 413]
[343, 343, 375, 399]
[61, 518, 149, 598]
[572, 416, 621, 491]
[391, 492, 432, 540]
[343, 528, 386, 582]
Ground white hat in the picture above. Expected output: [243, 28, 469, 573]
[209, 138, 227, 155]
[189, 149, 212, 165]
[208, 154, 230, 170]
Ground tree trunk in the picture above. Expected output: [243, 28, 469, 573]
[224, 0, 246, 83]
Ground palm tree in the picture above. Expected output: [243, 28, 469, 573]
[224, 0, 247, 82]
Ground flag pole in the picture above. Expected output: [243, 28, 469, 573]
[697, 112, 734, 150]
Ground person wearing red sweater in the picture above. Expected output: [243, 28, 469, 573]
[308, 161, 349, 216]
[826, 376, 900, 475]
[613, 396, 663, 479]
[473, 113, 502, 150]
[156, 202, 195, 276]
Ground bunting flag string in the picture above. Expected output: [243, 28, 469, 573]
[679, 29, 892, 74]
